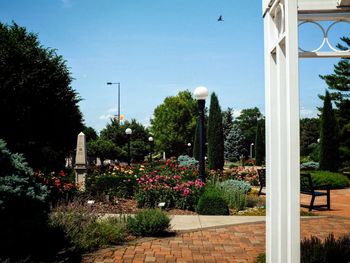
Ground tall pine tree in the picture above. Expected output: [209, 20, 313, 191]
[224, 124, 245, 162]
[255, 118, 265, 166]
[207, 93, 224, 170]
[320, 37, 350, 166]
[319, 91, 339, 172]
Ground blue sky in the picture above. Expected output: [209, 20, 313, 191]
[1, 0, 348, 131]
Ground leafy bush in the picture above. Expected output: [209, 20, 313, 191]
[50, 211, 127, 251]
[219, 179, 251, 193]
[257, 233, 350, 263]
[0, 139, 54, 261]
[88, 175, 136, 198]
[301, 233, 350, 263]
[300, 162, 319, 171]
[177, 155, 198, 167]
[196, 186, 229, 215]
[310, 171, 350, 189]
[127, 209, 170, 236]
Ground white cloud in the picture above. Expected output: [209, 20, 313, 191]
[231, 109, 242, 120]
[106, 108, 117, 113]
[99, 114, 114, 120]
[300, 107, 318, 118]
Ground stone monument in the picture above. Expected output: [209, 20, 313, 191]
[74, 132, 87, 191]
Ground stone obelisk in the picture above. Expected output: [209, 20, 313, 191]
[74, 132, 87, 190]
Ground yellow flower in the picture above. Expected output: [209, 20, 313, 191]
[139, 168, 144, 171]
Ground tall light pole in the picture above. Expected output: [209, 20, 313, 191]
[125, 128, 132, 166]
[106, 82, 120, 125]
[148, 136, 154, 162]
[250, 143, 254, 159]
[194, 86, 208, 182]
[187, 142, 191, 156]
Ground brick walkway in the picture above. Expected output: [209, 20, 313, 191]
[83, 217, 350, 263]
[83, 188, 350, 263]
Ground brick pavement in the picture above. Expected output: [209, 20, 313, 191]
[83, 217, 350, 263]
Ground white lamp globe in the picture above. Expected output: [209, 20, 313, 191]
[125, 128, 132, 135]
[194, 86, 209, 100]
[148, 136, 154, 142]
[187, 143, 191, 147]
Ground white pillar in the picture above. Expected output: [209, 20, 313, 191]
[75, 132, 87, 191]
[263, 1, 300, 262]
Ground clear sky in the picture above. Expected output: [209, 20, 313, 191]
[1, 0, 348, 132]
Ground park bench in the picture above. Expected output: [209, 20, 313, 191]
[300, 173, 331, 211]
[257, 168, 266, 196]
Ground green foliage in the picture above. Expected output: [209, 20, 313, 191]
[301, 233, 350, 263]
[207, 93, 225, 170]
[87, 137, 124, 163]
[320, 37, 350, 167]
[0, 22, 83, 171]
[178, 155, 198, 167]
[150, 90, 198, 157]
[224, 124, 245, 162]
[222, 107, 234, 140]
[310, 171, 349, 189]
[256, 253, 266, 263]
[50, 212, 127, 251]
[233, 107, 262, 157]
[196, 186, 229, 215]
[255, 118, 265, 166]
[127, 209, 170, 236]
[300, 118, 320, 156]
[300, 162, 319, 171]
[87, 175, 136, 198]
[218, 180, 249, 211]
[319, 91, 340, 172]
[219, 179, 251, 193]
[99, 119, 149, 162]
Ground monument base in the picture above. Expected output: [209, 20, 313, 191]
[75, 165, 87, 191]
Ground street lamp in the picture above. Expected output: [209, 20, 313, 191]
[125, 128, 132, 166]
[187, 143, 191, 156]
[250, 143, 254, 159]
[194, 86, 208, 182]
[148, 136, 154, 162]
[106, 82, 121, 125]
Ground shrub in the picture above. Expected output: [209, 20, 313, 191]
[0, 139, 53, 261]
[127, 209, 170, 236]
[50, 212, 127, 251]
[300, 162, 319, 171]
[310, 171, 350, 189]
[219, 179, 251, 193]
[257, 233, 350, 263]
[196, 186, 229, 215]
[301, 233, 350, 263]
[177, 155, 198, 167]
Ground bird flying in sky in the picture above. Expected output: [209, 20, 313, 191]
[218, 15, 224, 21]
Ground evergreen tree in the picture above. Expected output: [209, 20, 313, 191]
[224, 124, 245, 162]
[319, 91, 339, 172]
[255, 118, 265, 166]
[222, 107, 233, 140]
[207, 93, 224, 170]
[320, 37, 350, 166]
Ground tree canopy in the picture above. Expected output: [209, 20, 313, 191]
[0, 22, 83, 171]
[150, 90, 198, 157]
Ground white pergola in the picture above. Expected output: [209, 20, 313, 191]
[263, 0, 350, 262]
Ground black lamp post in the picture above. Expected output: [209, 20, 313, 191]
[148, 136, 154, 162]
[106, 82, 121, 125]
[125, 128, 132, 166]
[187, 142, 191, 156]
[194, 86, 208, 182]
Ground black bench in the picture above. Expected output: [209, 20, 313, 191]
[257, 168, 266, 196]
[300, 173, 331, 211]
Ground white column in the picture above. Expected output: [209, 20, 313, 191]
[263, 0, 300, 262]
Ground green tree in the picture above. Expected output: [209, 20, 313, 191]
[207, 93, 224, 170]
[320, 37, 350, 166]
[82, 126, 98, 143]
[150, 91, 198, 156]
[319, 91, 339, 172]
[99, 118, 149, 162]
[255, 118, 265, 166]
[300, 118, 320, 156]
[224, 124, 245, 162]
[0, 23, 83, 171]
[222, 107, 233, 140]
[87, 137, 124, 164]
[233, 107, 262, 157]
